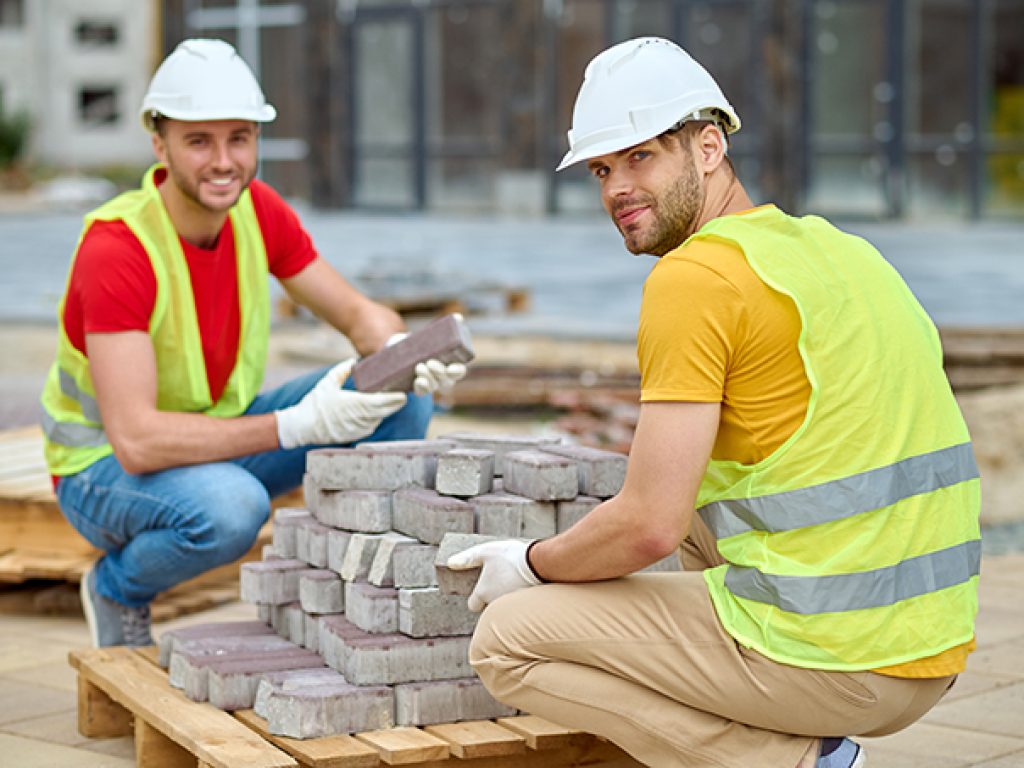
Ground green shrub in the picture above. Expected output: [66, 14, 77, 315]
[0, 111, 30, 168]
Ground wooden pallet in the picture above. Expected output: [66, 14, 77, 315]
[0, 426, 294, 620]
[71, 647, 642, 768]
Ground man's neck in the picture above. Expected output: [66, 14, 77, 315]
[691, 166, 755, 237]
[157, 180, 229, 250]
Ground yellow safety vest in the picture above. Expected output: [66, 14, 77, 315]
[690, 207, 980, 671]
[40, 164, 270, 476]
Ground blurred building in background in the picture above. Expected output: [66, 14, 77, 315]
[0, 0, 157, 169]
[3, 0, 1021, 220]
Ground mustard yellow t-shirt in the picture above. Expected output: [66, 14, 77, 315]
[637, 225, 972, 678]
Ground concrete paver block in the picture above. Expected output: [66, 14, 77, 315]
[265, 679, 395, 738]
[240, 559, 313, 605]
[368, 532, 421, 586]
[295, 518, 331, 568]
[472, 492, 556, 538]
[205, 651, 324, 710]
[271, 602, 306, 645]
[345, 631, 473, 685]
[392, 543, 440, 588]
[157, 620, 274, 668]
[307, 447, 434, 491]
[556, 495, 600, 533]
[395, 678, 517, 726]
[393, 488, 474, 545]
[271, 509, 314, 558]
[327, 528, 352, 574]
[168, 635, 302, 701]
[253, 668, 346, 718]
[434, 533, 501, 596]
[541, 443, 627, 498]
[316, 489, 392, 533]
[399, 587, 478, 638]
[299, 570, 344, 614]
[345, 581, 400, 634]
[352, 313, 475, 393]
[338, 532, 386, 582]
[303, 612, 322, 652]
[438, 431, 563, 475]
[435, 449, 495, 497]
[502, 449, 579, 501]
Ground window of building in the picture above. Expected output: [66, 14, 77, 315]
[79, 87, 119, 127]
[75, 20, 120, 46]
[0, 0, 24, 27]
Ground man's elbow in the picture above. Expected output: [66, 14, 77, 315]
[107, 432, 155, 475]
[631, 530, 683, 564]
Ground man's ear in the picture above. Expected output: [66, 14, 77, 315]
[151, 131, 167, 164]
[695, 123, 727, 176]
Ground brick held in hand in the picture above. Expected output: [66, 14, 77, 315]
[352, 313, 475, 393]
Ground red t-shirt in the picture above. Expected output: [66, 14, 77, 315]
[63, 172, 317, 401]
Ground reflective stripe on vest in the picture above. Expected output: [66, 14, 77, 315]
[724, 539, 981, 615]
[41, 411, 107, 448]
[699, 442, 978, 540]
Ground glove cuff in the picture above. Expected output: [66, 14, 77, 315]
[525, 539, 550, 584]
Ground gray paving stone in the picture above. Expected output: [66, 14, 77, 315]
[168, 636, 302, 701]
[438, 432, 563, 475]
[395, 678, 517, 726]
[299, 570, 344, 614]
[271, 510, 314, 558]
[393, 488, 474, 545]
[541, 443, 628, 498]
[253, 668, 346, 719]
[435, 449, 495, 497]
[399, 587, 478, 638]
[352, 313, 475, 393]
[240, 559, 313, 605]
[307, 447, 434, 491]
[205, 651, 324, 710]
[502, 449, 579, 501]
[316, 489, 392, 533]
[265, 680, 394, 738]
[327, 528, 352, 574]
[472, 492, 556, 538]
[392, 543, 440, 588]
[344, 632, 473, 685]
[345, 581, 400, 634]
[303, 612, 323, 652]
[368, 532, 420, 586]
[157, 620, 273, 668]
[295, 518, 331, 568]
[556, 495, 601, 532]
[338, 532, 386, 582]
[434, 533, 501, 596]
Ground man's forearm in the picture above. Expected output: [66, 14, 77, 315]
[108, 410, 280, 475]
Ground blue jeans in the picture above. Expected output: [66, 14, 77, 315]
[56, 367, 433, 607]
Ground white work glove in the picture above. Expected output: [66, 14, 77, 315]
[446, 539, 543, 612]
[275, 359, 407, 449]
[384, 314, 470, 396]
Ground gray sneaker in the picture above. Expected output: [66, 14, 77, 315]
[817, 738, 866, 768]
[80, 564, 153, 647]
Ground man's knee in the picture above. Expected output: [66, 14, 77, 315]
[184, 475, 270, 560]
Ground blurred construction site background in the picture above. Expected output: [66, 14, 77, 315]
[0, 0, 1022, 220]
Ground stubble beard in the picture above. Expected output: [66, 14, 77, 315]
[620, 158, 703, 257]
[164, 149, 255, 214]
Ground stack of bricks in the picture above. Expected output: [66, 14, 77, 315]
[161, 431, 678, 739]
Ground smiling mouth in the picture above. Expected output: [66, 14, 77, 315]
[615, 206, 648, 227]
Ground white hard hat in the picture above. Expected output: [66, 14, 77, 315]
[140, 39, 276, 131]
[557, 37, 740, 171]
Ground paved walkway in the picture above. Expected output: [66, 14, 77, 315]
[0, 552, 1021, 767]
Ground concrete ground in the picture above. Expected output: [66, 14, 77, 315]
[0, 551, 1020, 767]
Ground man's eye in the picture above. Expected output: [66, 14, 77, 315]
[592, 167, 608, 179]
[632, 151, 650, 162]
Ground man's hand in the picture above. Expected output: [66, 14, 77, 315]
[447, 539, 542, 611]
[275, 360, 407, 449]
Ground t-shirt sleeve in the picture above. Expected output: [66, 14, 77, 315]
[637, 255, 745, 403]
[70, 220, 157, 338]
[249, 179, 319, 279]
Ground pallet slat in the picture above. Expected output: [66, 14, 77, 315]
[354, 728, 450, 765]
[423, 721, 525, 759]
[495, 716, 587, 750]
[235, 709, 381, 768]
[70, 647, 297, 768]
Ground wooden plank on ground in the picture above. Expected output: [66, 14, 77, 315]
[235, 709, 381, 768]
[354, 727, 449, 765]
[423, 721, 525, 759]
[494, 716, 587, 751]
[70, 647, 297, 768]
[0, 549, 95, 583]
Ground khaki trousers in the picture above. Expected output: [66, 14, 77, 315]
[470, 518, 955, 767]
